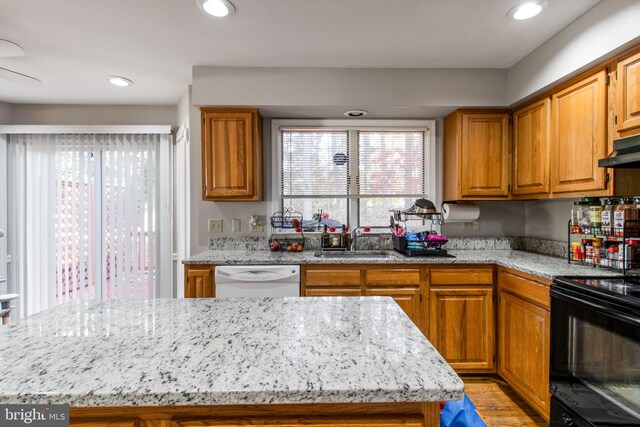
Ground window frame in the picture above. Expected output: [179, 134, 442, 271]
[272, 119, 437, 232]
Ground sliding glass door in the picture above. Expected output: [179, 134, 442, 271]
[9, 131, 171, 317]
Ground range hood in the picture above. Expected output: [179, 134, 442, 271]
[599, 135, 640, 168]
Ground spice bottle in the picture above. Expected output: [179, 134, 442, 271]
[571, 202, 584, 234]
[582, 238, 593, 263]
[589, 204, 603, 235]
[342, 225, 351, 249]
[614, 198, 639, 237]
[601, 198, 614, 236]
[321, 225, 330, 248]
[592, 238, 602, 265]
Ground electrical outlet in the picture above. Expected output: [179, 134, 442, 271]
[462, 221, 480, 231]
[232, 218, 241, 233]
[208, 218, 223, 233]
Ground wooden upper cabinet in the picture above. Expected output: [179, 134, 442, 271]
[444, 110, 510, 200]
[201, 108, 263, 201]
[550, 70, 607, 194]
[616, 50, 640, 137]
[513, 99, 550, 196]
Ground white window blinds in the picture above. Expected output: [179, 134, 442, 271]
[279, 125, 432, 227]
[282, 130, 349, 197]
[358, 131, 426, 196]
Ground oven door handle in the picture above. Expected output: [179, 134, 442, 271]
[552, 288, 640, 327]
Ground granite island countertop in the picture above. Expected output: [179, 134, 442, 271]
[184, 249, 616, 279]
[0, 297, 463, 407]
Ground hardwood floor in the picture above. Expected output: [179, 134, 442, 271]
[463, 376, 548, 427]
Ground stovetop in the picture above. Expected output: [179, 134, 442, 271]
[553, 275, 640, 311]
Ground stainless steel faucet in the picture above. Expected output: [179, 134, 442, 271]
[350, 227, 364, 251]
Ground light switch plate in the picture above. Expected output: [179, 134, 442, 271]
[232, 218, 241, 233]
[250, 215, 265, 233]
[208, 218, 223, 233]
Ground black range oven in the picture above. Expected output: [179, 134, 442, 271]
[551, 276, 640, 426]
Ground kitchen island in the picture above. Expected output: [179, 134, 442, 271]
[0, 297, 463, 426]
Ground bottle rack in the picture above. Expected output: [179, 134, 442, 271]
[389, 206, 448, 257]
[567, 219, 640, 274]
[268, 207, 305, 252]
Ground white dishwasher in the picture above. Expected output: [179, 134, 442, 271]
[215, 265, 300, 297]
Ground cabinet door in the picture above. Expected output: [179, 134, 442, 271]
[550, 71, 607, 194]
[617, 51, 640, 136]
[170, 420, 423, 427]
[364, 288, 422, 329]
[184, 265, 215, 298]
[498, 291, 550, 419]
[428, 286, 494, 372]
[513, 99, 550, 196]
[305, 288, 362, 297]
[71, 422, 138, 427]
[460, 113, 510, 198]
[201, 108, 262, 201]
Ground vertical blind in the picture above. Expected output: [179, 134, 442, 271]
[9, 132, 165, 317]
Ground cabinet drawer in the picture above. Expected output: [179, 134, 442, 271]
[498, 270, 550, 309]
[430, 268, 493, 285]
[305, 288, 362, 297]
[304, 269, 361, 287]
[364, 269, 421, 287]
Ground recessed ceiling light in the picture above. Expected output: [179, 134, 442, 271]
[197, 0, 235, 17]
[507, 1, 547, 20]
[108, 76, 132, 87]
[344, 109, 369, 118]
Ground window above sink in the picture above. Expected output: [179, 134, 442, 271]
[273, 119, 437, 232]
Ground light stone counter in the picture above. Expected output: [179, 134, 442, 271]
[184, 249, 617, 280]
[0, 297, 463, 407]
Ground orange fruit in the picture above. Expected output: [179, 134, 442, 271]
[287, 245, 293, 251]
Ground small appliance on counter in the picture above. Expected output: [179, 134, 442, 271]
[550, 276, 640, 426]
[389, 199, 452, 257]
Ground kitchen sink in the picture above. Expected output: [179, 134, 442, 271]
[314, 251, 402, 259]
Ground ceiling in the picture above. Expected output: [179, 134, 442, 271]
[0, 0, 600, 105]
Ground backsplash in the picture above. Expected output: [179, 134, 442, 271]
[208, 235, 567, 258]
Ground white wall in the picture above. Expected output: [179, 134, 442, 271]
[0, 135, 7, 294]
[193, 67, 508, 108]
[0, 102, 12, 124]
[11, 104, 178, 126]
[188, 67, 524, 252]
[508, 0, 640, 105]
[524, 199, 576, 241]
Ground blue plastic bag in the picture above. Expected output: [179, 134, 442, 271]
[440, 394, 487, 427]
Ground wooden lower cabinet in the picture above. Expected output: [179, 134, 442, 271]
[71, 403, 439, 427]
[428, 285, 495, 373]
[497, 268, 551, 421]
[305, 288, 362, 297]
[71, 422, 137, 427]
[364, 287, 422, 328]
[184, 265, 215, 298]
[301, 265, 426, 331]
[170, 418, 424, 426]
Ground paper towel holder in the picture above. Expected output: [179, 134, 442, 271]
[441, 201, 480, 223]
